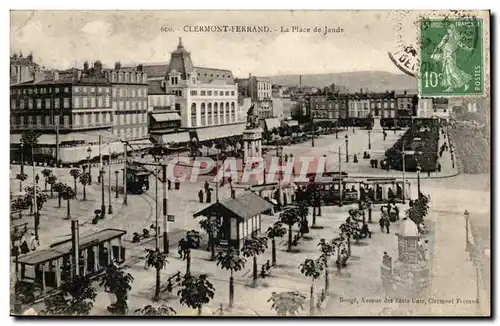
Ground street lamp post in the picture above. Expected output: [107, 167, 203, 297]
[108, 157, 113, 215]
[115, 170, 120, 198]
[368, 130, 371, 150]
[416, 163, 422, 196]
[464, 209, 470, 252]
[100, 168, 106, 219]
[87, 147, 92, 185]
[345, 135, 349, 163]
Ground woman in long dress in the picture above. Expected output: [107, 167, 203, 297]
[431, 24, 474, 92]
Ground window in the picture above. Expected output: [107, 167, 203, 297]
[45, 116, 51, 126]
[98, 87, 102, 93]
[34, 88, 38, 95]
[20, 99, 24, 109]
[54, 99, 59, 109]
[28, 89, 33, 95]
[126, 101, 130, 110]
[91, 97, 96, 108]
[112, 88, 117, 97]
[36, 115, 41, 125]
[64, 98, 70, 108]
[105, 97, 110, 107]
[11, 100, 16, 109]
[191, 77, 196, 84]
[28, 116, 33, 125]
[200, 90, 206, 96]
[191, 90, 198, 96]
[64, 87, 69, 93]
[74, 87, 79, 93]
[170, 77, 178, 85]
[207, 91, 212, 96]
[45, 98, 50, 109]
[231, 91, 235, 96]
[98, 97, 103, 107]
[214, 91, 218, 96]
[36, 99, 41, 109]
[119, 101, 124, 110]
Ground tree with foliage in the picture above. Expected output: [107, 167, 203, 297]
[331, 236, 348, 273]
[61, 185, 76, 219]
[242, 235, 268, 288]
[16, 173, 28, 193]
[268, 291, 307, 316]
[100, 262, 134, 315]
[280, 207, 301, 252]
[135, 304, 176, 316]
[79, 172, 91, 201]
[296, 202, 310, 235]
[318, 239, 334, 294]
[42, 275, 97, 316]
[41, 169, 52, 191]
[24, 186, 48, 230]
[267, 221, 287, 266]
[177, 274, 215, 316]
[339, 218, 360, 256]
[47, 174, 57, 199]
[299, 258, 324, 315]
[145, 248, 168, 302]
[21, 130, 40, 164]
[199, 217, 221, 261]
[69, 169, 81, 196]
[53, 182, 66, 208]
[179, 230, 202, 276]
[216, 246, 246, 308]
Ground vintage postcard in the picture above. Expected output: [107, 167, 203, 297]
[9, 10, 490, 317]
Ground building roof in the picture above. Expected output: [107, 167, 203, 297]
[194, 67, 235, 85]
[142, 64, 169, 79]
[16, 228, 127, 265]
[148, 81, 166, 95]
[166, 38, 195, 80]
[193, 191, 273, 221]
[10, 55, 39, 67]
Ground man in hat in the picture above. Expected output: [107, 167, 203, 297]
[29, 232, 38, 251]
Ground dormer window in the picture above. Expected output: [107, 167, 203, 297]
[171, 77, 179, 85]
[192, 77, 196, 84]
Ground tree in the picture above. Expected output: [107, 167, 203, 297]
[15, 173, 28, 193]
[242, 235, 268, 288]
[69, 169, 81, 196]
[318, 239, 334, 294]
[61, 185, 76, 219]
[47, 174, 57, 199]
[21, 130, 40, 163]
[268, 291, 307, 316]
[79, 172, 91, 201]
[296, 202, 310, 235]
[42, 275, 97, 316]
[216, 246, 246, 308]
[177, 274, 215, 316]
[179, 230, 202, 276]
[41, 169, 52, 191]
[100, 262, 134, 315]
[266, 221, 287, 266]
[199, 217, 221, 261]
[135, 304, 176, 316]
[339, 218, 360, 256]
[53, 182, 66, 208]
[280, 207, 301, 252]
[145, 248, 167, 302]
[331, 236, 348, 273]
[299, 258, 324, 315]
[24, 186, 48, 231]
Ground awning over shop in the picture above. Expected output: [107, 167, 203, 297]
[283, 120, 299, 127]
[265, 118, 281, 130]
[10, 134, 58, 145]
[196, 123, 246, 142]
[126, 139, 153, 150]
[152, 112, 181, 122]
[160, 132, 190, 145]
[10, 131, 119, 145]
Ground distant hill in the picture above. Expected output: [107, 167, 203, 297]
[267, 71, 418, 93]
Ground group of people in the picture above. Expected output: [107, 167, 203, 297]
[198, 180, 236, 203]
[12, 231, 39, 255]
[378, 202, 400, 234]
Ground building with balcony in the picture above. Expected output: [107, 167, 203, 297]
[10, 65, 122, 164]
[162, 38, 244, 143]
[395, 91, 418, 118]
[235, 75, 273, 119]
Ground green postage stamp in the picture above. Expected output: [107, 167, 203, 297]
[419, 18, 484, 96]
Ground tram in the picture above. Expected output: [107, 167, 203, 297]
[126, 165, 150, 194]
[295, 174, 359, 206]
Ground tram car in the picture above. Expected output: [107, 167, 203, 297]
[295, 176, 359, 206]
[126, 165, 150, 194]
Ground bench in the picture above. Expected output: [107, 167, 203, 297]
[260, 260, 272, 278]
[164, 271, 182, 293]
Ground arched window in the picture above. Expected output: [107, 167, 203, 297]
[207, 103, 213, 125]
[231, 102, 236, 122]
[200, 103, 206, 126]
[191, 103, 197, 127]
[130, 73, 135, 83]
[112, 72, 117, 82]
[225, 102, 230, 123]
[213, 103, 218, 125]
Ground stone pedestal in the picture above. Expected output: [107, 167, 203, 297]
[242, 128, 263, 162]
[372, 116, 383, 132]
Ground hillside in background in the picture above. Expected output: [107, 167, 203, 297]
[267, 71, 417, 93]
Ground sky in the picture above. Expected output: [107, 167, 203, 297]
[10, 10, 433, 77]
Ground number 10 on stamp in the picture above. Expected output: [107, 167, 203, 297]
[419, 18, 484, 97]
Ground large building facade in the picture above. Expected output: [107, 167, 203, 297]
[163, 38, 244, 142]
[235, 75, 273, 119]
[10, 52, 41, 85]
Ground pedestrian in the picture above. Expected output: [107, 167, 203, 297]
[385, 218, 391, 234]
[29, 232, 38, 251]
[374, 159, 378, 169]
[427, 170, 431, 177]
[379, 216, 385, 233]
[206, 188, 212, 203]
[228, 176, 232, 186]
[418, 239, 429, 261]
[198, 189, 204, 203]
[168, 179, 172, 190]
[204, 181, 209, 193]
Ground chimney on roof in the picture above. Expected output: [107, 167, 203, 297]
[115, 62, 121, 70]
[360, 88, 363, 94]
[53, 70, 59, 81]
[94, 60, 103, 75]
[137, 64, 143, 72]
[299, 75, 302, 87]
[83, 61, 89, 73]
[27, 52, 33, 62]
[19, 51, 23, 58]
[12, 53, 18, 60]
[404, 90, 407, 95]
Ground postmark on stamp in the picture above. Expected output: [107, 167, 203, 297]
[419, 18, 484, 97]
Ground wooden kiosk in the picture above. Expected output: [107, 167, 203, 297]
[194, 192, 273, 250]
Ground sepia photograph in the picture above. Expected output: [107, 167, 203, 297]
[8, 10, 491, 317]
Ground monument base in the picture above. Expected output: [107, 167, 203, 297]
[372, 116, 383, 132]
[242, 128, 263, 162]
